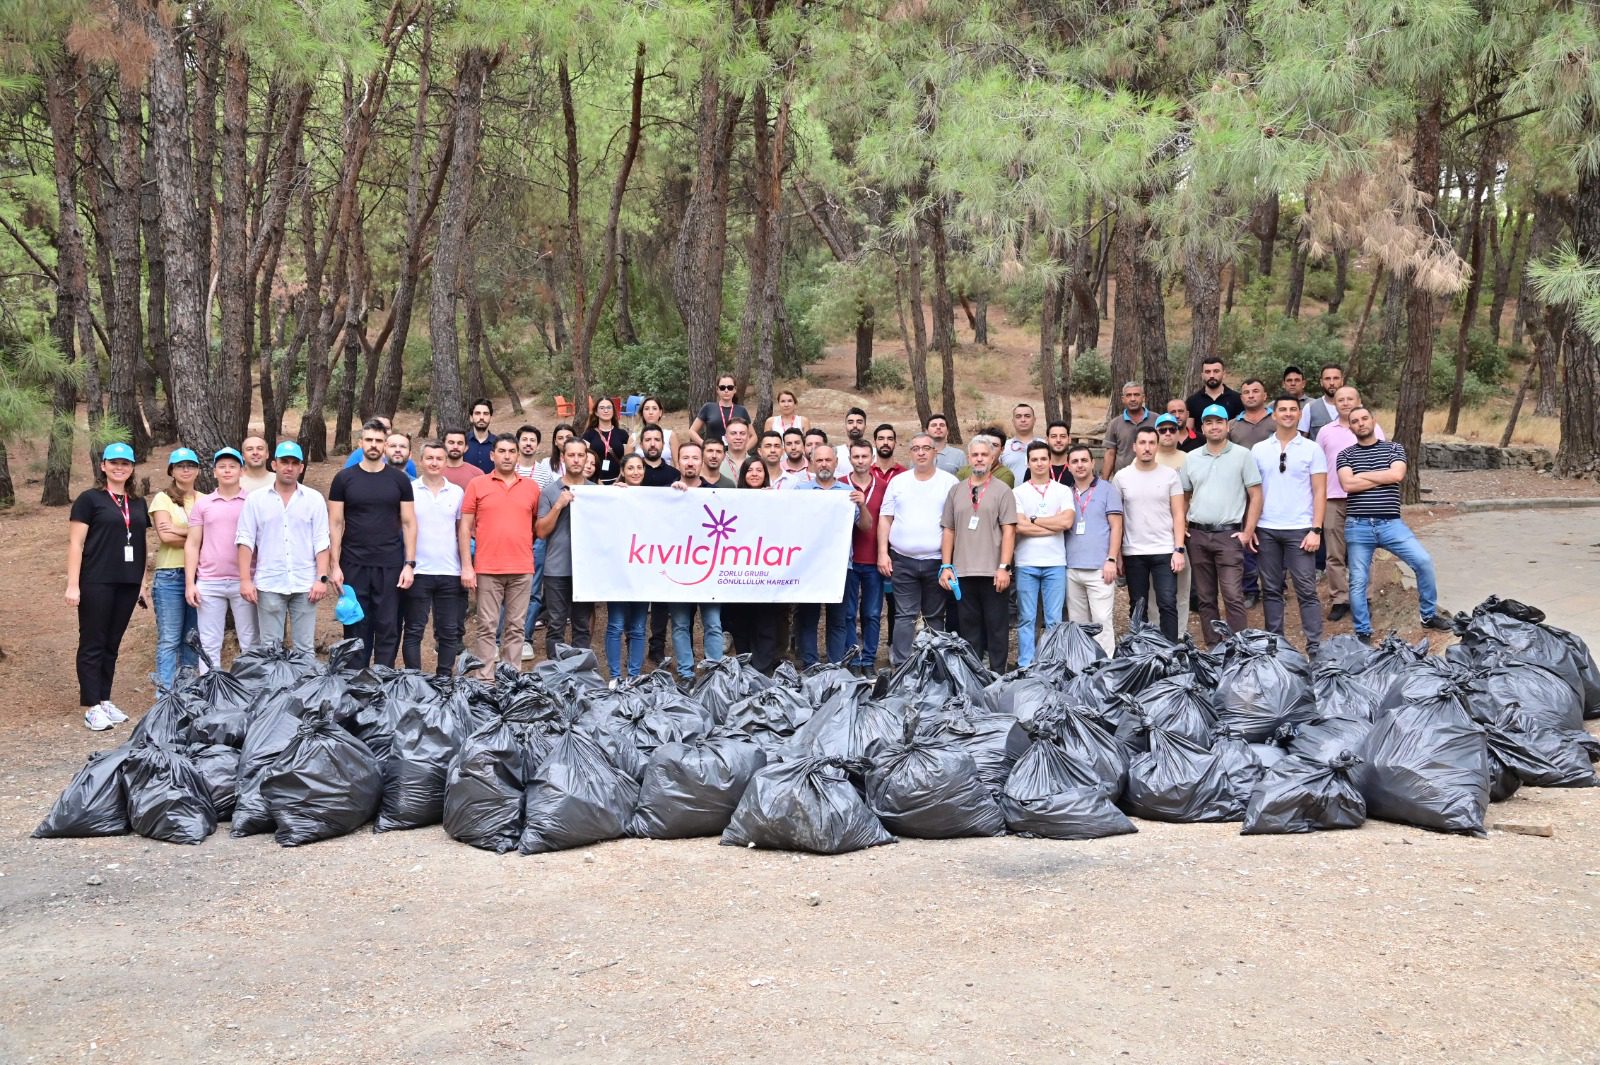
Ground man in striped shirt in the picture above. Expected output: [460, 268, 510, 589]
[1336, 406, 1453, 644]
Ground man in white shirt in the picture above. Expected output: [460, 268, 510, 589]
[1113, 427, 1187, 641]
[1001, 402, 1043, 480]
[1251, 396, 1326, 654]
[877, 432, 959, 666]
[236, 441, 332, 654]
[239, 435, 275, 493]
[513, 424, 542, 479]
[1012, 441, 1075, 668]
[403, 440, 466, 674]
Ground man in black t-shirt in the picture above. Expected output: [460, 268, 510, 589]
[638, 424, 680, 487]
[330, 418, 418, 667]
[1185, 356, 1245, 428]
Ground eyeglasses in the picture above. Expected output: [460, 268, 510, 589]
[909, 444, 933, 453]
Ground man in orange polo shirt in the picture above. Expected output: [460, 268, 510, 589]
[458, 436, 540, 675]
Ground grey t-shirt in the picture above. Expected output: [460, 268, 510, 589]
[934, 444, 965, 474]
[939, 478, 1019, 577]
[538, 479, 576, 577]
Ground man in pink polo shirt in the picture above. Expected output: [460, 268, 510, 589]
[184, 447, 259, 670]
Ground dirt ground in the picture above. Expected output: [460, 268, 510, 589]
[4, 324, 1600, 1064]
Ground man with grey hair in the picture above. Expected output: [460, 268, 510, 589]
[939, 435, 1018, 671]
[1102, 381, 1155, 479]
[878, 431, 959, 666]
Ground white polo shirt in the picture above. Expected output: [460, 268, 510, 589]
[411, 477, 464, 575]
[1251, 433, 1328, 530]
[880, 468, 958, 559]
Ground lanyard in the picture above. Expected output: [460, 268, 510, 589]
[968, 477, 991, 513]
[1072, 480, 1096, 516]
[1027, 481, 1053, 503]
[718, 402, 733, 429]
[108, 488, 132, 542]
[1050, 462, 1069, 484]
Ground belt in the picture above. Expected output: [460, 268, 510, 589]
[1347, 515, 1400, 523]
[1188, 521, 1241, 534]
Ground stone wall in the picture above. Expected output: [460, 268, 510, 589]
[1420, 442, 1554, 471]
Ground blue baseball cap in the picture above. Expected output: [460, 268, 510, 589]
[167, 447, 201, 472]
[103, 442, 135, 463]
[213, 447, 244, 465]
[1154, 413, 1179, 428]
[274, 441, 305, 462]
[1200, 403, 1229, 421]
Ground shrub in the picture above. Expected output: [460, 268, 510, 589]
[591, 339, 690, 411]
[1428, 351, 1496, 410]
[860, 359, 908, 392]
[1069, 349, 1111, 399]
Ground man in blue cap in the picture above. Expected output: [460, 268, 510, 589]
[236, 441, 332, 654]
[1182, 403, 1262, 646]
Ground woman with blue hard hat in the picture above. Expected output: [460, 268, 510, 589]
[149, 447, 203, 685]
[65, 442, 150, 731]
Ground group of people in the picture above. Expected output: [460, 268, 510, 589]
[64, 362, 1446, 731]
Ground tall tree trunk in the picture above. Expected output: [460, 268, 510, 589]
[216, 43, 252, 444]
[1282, 231, 1309, 317]
[429, 48, 490, 436]
[926, 199, 959, 433]
[1328, 249, 1348, 315]
[1488, 208, 1527, 346]
[1524, 195, 1563, 416]
[1109, 215, 1139, 419]
[614, 236, 640, 347]
[1038, 233, 1065, 424]
[1072, 212, 1100, 357]
[1183, 250, 1222, 396]
[1251, 192, 1280, 276]
[0, 441, 14, 509]
[107, 75, 148, 457]
[1446, 140, 1493, 434]
[465, 292, 489, 405]
[854, 302, 874, 390]
[1347, 264, 1383, 370]
[671, 65, 742, 416]
[1135, 231, 1170, 411]
[749, 81, 791, 429]
[1395, 96, 1444, 505]
[333, 204, 368, 452]
[738, 85, 774, 419]
[901, 246, 933, 428]
[480, 309, 523, 415]
[145, 0, 226, 462]
[140, 130, 175, 444]
[974, 299, 989, 346]
[1378, 271, 1407, 383]
[1557, 165, 1600, 476]
[1500, 362, 1535, 447]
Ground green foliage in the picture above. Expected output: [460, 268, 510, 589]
[1428, 351, 1496, 409]
[1217, 313, 1348, 394]
[592, 339, 690, 412]
[860, 359, 908, 393]
[1070, 349, 1111, 400]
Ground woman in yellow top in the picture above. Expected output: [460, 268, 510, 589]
[148, 447, 201, 684]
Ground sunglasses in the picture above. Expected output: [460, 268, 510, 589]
[1279, 453, 1288, 473]
[970, 484, 982, 506]
[1157, 427, 1178, 434]
[718, 384, 736, 391]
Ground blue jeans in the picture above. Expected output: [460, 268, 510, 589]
[1014, 564, 1065, 668]
[605, 601, 648, 679]
[152, 568, 198, 686]
[796, 601, 848, 668]
[525, 537, 546, 633]
[843, 562, 884, 668]
[670, 603, 723, 680]
[1345, 516, 1438, 635]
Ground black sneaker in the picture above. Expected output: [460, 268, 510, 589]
[1243, 593, 1259, 610]
[1328, 604, 1349, 622]
[1355, 632, 1375, 646]
[1421, 614, 1454, 633]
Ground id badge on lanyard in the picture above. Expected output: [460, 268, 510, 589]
[111, 490, 134, 562]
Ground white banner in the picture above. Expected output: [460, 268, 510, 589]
[570, 485, 856, 603]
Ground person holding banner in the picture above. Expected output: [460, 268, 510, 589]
[459, 437, 539, 676]
[939, 436, 1018, 672]
[603, 455, 651, 685]
[535, 437, 595, 655]
[877, 432, 958, 667]
[723, 460, 781, 672]
[792, 444, 868, 667]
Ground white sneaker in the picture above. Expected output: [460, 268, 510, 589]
[83, 705, 114, 732]
[98, 700, 128, 724]
[607, 678, 619, 690]
[521, 641, 535, 661]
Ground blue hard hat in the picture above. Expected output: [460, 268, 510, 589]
[213, 447, 244, 465]
[167, 447, 201, 471]
[103, 442, 135, 463]
[274, 441, 305, 462]
[1154, 413, 1179, 428]
[1200, 403, 1229, 421]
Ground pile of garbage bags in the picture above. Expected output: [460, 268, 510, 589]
[34, 596, 1600, 854]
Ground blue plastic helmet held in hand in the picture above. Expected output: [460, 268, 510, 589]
[335, 585, 365, 626]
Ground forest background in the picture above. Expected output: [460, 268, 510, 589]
[4, 0, 1600, 510]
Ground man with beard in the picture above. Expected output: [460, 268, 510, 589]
[239, 435, 274, 493]
[758, 430, 787, 487]
[871, 423, 906, 483]
[701, 440, 736, 487]
[512, 424, 542, 479]
[779, 427, 811, 482]
[638, 424, 680, 487]
[1045, 420, 1072, 482]
[1305, 362, 1344, 437]
[844, 407, 868, 449]
[329, 419, 417, 668]
[1186, 356, 1244, 427]
[465, 399, 497, 472]
[441, 429, 481, 490]
[925, 413, 966, 473]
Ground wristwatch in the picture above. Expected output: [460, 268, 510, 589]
[319, 575, 329, 584]
[404, 559, 416, 567]
[1000, 563, 1013, 573]
[1310, 527, 1323, 534]
[1174, 546, 1187, 554]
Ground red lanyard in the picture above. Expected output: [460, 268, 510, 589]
[969, 477, 991, 513]
[719, 402, 733, 429]
[108, 488, 131, 542]
[1027, 481, 1053, 503]
[1072, 480, 1096, 515]
[1050, 463, 1069, 484]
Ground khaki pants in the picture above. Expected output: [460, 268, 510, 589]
[1324, 496, 1349, 606]
[1066, 567, 1117, 655]
[473, 573, 531, 677]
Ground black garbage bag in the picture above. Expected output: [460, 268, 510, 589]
[1365, 633, 1434, 691]
[627, 729, 769, 839]
[1288, 715, 1376, 764]
[1241, 752, 1367, 834]
[259, 708, 383, 846]
[999, 736, 1136, 840]
[442, 713, 542, 853]
[1315, 633, 1379, 674]
[1312, 664, 1383, 722]
[1356, 700, 1490, 835]
[1465, 655, 1585, 733]
[374, 695, 469, 832]
[230, 694, 308, 837]
[185, 666, 253, 722]
[1041, 705, 1129, 793]
[186, 743, 240, 820]
[692, 654, 775, 721]
[229, 641, 321, 689]
[123, 741, 218, 844]
[1124, 727, 1264, 823]
[584, 688, 713, 781]
[518, 726, 640, 854]
[1214, 625, 1315, 678]
[33, 745, 132, 838]
[536, 640, 602, 677]
[885, 628, 994, 716]
[1251, 741, 1290, 769]
[786, 686, 904, 761]
[1215, 632, 1317, 741]
[723, 686, 815, 753]
[1373, 660, 1477, 717]
[130, 683, 206, 746]
[865, 729, 1006, 839]
[1103, 625, 1192, 696]
[800, 660, 867, 709]
[1119, 675, 1217, 751]
[721, 756, 895, 854]
[771, 660, 803, 688]
[290, 639, 377, 725]
[1034, 622, 1108, 673]
[983, 670, 1070, 723]
[184, 700, 251, 748]
[1470, 700, 1598, 790]
[912, 697, 1030, 792]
